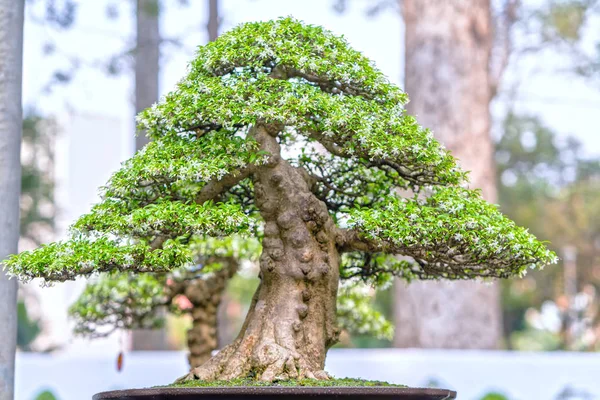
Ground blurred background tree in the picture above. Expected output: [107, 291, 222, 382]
[20, 113, 56, 249]
[335, 0, 514, 349]
[17, 113, 58, 352]
[330, 0, 600, 351]
[494, 0, 600, 352]
[497, 112, 600, 350]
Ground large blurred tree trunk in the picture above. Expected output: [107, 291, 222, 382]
[0, 1, 25, 398]
[394, 0, 502, 349]
[131, 0, 166, 350]
[207, 0, 220, 42]
[134, 0, 160, 150]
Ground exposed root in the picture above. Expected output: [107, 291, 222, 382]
[179, 334, 331, 383]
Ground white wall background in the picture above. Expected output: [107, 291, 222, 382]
[15, 350, 600, 400]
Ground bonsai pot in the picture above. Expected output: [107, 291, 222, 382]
[93, 386, 457, 400]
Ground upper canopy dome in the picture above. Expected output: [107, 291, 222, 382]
[138, 17, 464, 189]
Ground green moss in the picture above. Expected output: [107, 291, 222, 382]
[165, 377, 405, 388]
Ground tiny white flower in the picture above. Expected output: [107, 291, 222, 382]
[123, 254, 134, 266]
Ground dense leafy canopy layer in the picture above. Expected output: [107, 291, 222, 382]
[4, 17, 555, 286]
[345, 187, 557, 280]
[69, 236, 263, 335]
[101, 130, 266, 207]
[70, 233, 392, 341]
[75, 200, 254, 240]
[5, 132, 263, 281]
[8, 237, 189, 283]
[70, 269, 393, 341]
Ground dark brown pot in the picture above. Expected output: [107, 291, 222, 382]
[93, 387, 457, 400]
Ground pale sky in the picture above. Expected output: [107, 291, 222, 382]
[22, 0, 600, 157]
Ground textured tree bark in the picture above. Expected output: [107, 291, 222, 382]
[131, 0, 166, 350]
[394, 0, 502, 349]
[184, 126, 340, 381]
[0, 1, 24, 399]
[183, 258, 239, 368]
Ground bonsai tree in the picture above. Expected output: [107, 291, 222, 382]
[69, 236, 392, 368]
[5, 18, 556, 383]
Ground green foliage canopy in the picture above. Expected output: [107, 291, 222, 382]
[4, 18, 555, 287]
[68, 235, 392, 340]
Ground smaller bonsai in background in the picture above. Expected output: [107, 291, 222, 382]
[5, 18, 555, 384]
[69, 237, 253, 368]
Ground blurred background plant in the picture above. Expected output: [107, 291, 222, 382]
[17, 112, 58, 353]
[34, 390, 59, 400]
[496, 112, 600, 350]
[479, 392, 510, 400]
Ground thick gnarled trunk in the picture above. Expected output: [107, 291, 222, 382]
[185, 127, 340, 381]
[394, 0, 502, 349]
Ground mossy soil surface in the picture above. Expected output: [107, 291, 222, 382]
[166, 378, 406, 388]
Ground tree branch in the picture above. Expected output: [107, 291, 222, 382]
[336, 228, 392, 254]
[270, 64, 378, 101]
[195, 164, 257, 204]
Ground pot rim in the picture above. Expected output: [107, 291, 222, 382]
[93, 386, 457, 399]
